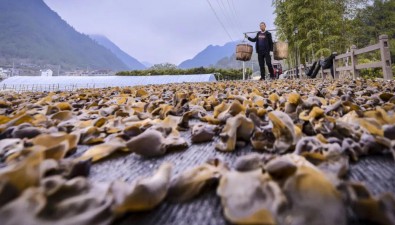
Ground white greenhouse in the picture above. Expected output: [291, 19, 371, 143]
[0, 74, 217, 92]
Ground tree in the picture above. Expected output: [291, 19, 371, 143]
[149, 63, 178, 70]
[353, 0, 395, 62]
[272, 0, 370, 65]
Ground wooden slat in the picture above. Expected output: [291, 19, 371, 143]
[355, 44, 380, 55]
[335, 52, 352, 60]
[356, 62, 382, 70]
[336, 66, 353, 72]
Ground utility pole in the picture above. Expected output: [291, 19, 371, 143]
[294, 27, 299, 78]
[251, 62, 254, 80]
[11, 61, 14, 77]
[242, 61, 245, 80]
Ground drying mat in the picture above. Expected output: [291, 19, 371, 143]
[83, 130, 395, 225]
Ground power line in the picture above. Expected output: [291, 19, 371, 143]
[205, 0, 234, 41]
[228, 0, 244, 35]
[215, 0, 239, 38]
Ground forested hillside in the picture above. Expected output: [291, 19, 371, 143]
[0, 0, 127, 70]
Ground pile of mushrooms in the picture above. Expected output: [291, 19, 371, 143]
[1, 78, 395, 225]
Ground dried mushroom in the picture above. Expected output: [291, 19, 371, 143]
[270, 155, 347, 225]
[126, 129, 166, 157]
[217, 169, 286, 225]
[0, 149, 42, 191]
[0, 75, 395, 225]
[78, 141, 127, 162]
[233, 153, 275, 172]
[250, 127, 276, 151]
[268, 111, 296, 153]
[0, 139, 24, 161]
[78, 126, 105, 145]
[216, 114, 254, 151]
[168, 158, 227, 202]
[191, 123, 217, 143]
[32, 132, 79, 156]
[341, 182, 395, 225]
[383, 124, 395, 140]
[111, 163, 172, 213]
[0, 176, 114, 225]
[10, 123, 42, 139]
[217, 100, 245, 122]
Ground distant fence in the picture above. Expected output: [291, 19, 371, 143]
[215, 73, 244, 81]
[288, 34, 393, 80]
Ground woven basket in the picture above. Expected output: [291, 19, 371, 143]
[274, 42, 288, 60]
[236, 44, 253, 61]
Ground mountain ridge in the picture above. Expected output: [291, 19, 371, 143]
[90, 35, 146, 70]
[0, 0, 128, 70]
[178, 41, 239, 69]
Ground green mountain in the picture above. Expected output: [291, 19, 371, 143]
[0, 0, 128, 70]
[178, 41, 238, 69]
[178, 40, 263, 71]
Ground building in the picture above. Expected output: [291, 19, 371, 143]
[0, 68, 7, 79]
[64, 70, 85, 76]
[41, 69, 53, 77]
[90, 70, 115, 76]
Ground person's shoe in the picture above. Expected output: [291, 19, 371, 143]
[259, 77, 265, 81]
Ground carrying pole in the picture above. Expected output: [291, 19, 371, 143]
[243, 61, 245, 80]
[243, 29, 279, 34]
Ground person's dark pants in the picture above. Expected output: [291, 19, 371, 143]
[323, 61, 335, 79]
[258, 52, 274, 79]
[311, 62, 322, 78]
[306, 61, 318, 77]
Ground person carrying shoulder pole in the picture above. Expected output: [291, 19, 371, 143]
[245, 22, 275, 80]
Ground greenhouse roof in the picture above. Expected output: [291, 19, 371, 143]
[0, 74, 217, 92]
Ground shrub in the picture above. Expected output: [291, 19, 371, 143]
[116, 67, 247, 81]
[358, 58, 382, 79]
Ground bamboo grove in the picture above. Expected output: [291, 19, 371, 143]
[272, 0, 395, 68]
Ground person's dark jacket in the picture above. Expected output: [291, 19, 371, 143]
[307, 53, 338, 79]
[247, 31, 274, 54]
[320, 53, 337, 69]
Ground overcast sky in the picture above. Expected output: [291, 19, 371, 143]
[44, 0, 275, 65]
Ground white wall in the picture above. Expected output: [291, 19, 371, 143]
[41, 69, 53, 77]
